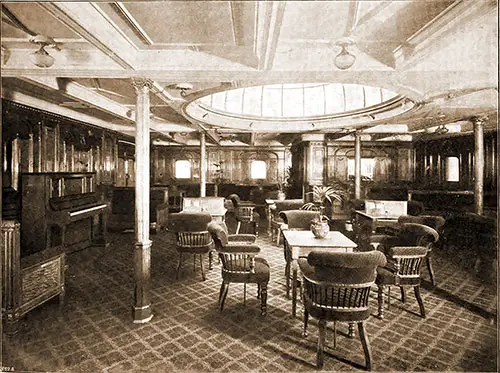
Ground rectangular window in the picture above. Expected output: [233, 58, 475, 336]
[175, 160, 191, 179]
[251, 160, 266, 179]
[348, 158, 376, 179]
[446, 156, 460, 182]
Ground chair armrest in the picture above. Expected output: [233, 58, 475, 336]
[228, 234, 256, 242]
[298, 257, 315, 279]
[221, 243, 260, 253]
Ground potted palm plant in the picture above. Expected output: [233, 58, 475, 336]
[302, 185, 348, 238]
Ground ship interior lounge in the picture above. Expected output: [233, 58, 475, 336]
[1, 1, 498, 372]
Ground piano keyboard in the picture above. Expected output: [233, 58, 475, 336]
[69, 204, 107, 217]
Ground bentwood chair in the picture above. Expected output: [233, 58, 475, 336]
[169, 212, 214, 281]
[280, 209, 320, 297]
[208, 221, 269, 315]
[376, 246, 428, 319]
[299, 251, 387, 370]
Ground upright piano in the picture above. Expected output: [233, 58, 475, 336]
[21, 172, 109, 254]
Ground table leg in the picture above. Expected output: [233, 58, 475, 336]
[267, 206, 272, 237]
[292, 259, 298, 317]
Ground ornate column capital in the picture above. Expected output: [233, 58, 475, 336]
[470, 115, 488, 126]
[131, 78, 153, 93]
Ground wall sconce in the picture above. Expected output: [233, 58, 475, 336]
[334, 37, 356, 70]
[29, 34, 57, 68]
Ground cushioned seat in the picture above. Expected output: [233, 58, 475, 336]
[221, 257, 270, 283]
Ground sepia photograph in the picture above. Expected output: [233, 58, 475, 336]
[0, 1, 497, 372]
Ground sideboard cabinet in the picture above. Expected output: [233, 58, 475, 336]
[2, 220, 66, 333]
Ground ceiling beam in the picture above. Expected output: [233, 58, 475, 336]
[1, 4, 35, 36]
[345, 0, 360, 36]
[229, 2, 246, 46]
[255, 1, 286, 70]
[18, 76, 132, 120]
[38, 2, 137, 70]
[110, 2, 154, 45]
[393, 0, 494, 70]
[1, 87, 133, 133]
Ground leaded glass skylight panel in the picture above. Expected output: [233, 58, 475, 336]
[196, 83, 399, 119]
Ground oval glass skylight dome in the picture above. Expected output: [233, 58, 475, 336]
[185, 83, 415, 132]
[195, 83, 399, 119]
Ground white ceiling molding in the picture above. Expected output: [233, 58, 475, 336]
[2, 87, 133, 132]
[110, 2, 154, 46]
[19, 76, 133, 120]
[255, 1, 286, 70]
[393, 0, 494, 70]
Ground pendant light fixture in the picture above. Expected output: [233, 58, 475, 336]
[334, 37, 356, 70]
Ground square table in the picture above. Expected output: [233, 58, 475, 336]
[282, 230, 357, 317]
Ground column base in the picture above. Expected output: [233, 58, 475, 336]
[132, 304, 153, 323]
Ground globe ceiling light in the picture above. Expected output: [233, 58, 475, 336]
[30, 46, 55, 68]
[334, 37, 356, 70]
[29, 34, 57, 68]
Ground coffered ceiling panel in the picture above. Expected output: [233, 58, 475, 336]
[123, 1, 236, 45]
[2, 3, 81, 39]
[279, 2, 351, 41]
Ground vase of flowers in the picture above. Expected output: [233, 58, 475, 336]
[310, 215, 330, 238]
[302, 185, 348, 238]
[276, 177, 287, 200]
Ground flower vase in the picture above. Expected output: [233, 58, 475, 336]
[277, 191, 286, 201]
[311, 220, 330, 239]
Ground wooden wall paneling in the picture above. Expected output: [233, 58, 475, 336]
[88, 148, 93, 172]
[34, 121, 42, 172]
[116, 157, 126, 187]
[70, 145, 75, 172]
[308, 142, 325, 185]
[397, 148, 412, 181]
[207, 150, 219, 183]
[491, 135, 496, 186]
[54, 122, 60, 172]
[152, 147, 160, 184]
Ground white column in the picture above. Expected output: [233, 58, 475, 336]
[200, 131, 206, 197]
[473, 116, 486, 215]
[354, 132, 362, 199]
[132, 78, 153, 323]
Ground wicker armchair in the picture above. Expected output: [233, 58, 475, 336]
[208, 222, 269, 315]
[170, 212, 214, 281]
[299, 251, 386, 370]
[376, 246, 428, 319]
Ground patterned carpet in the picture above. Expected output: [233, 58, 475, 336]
[2, 215, 497, 372]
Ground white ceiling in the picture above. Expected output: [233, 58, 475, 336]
[1, 1, 498, 146]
